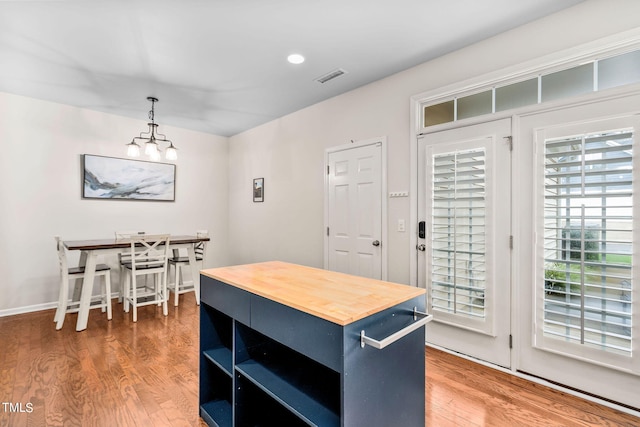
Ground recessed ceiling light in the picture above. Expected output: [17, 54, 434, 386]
[287, 54, 305, 65]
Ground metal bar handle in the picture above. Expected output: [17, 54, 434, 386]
[360, 307, 433, 349]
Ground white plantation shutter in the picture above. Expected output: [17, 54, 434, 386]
[430, 148, 487, 321]
[542, 129, 634, 359]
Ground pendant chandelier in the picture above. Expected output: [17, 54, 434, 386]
[126, 97, 178, 161]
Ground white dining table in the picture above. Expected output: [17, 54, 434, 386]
[63, 235, 209, 331]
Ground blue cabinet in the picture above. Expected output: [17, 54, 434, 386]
[199, 263, 428, 427]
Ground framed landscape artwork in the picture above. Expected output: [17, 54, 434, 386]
[82, 154, 176, 201]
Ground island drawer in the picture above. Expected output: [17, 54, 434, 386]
[201, 275, 251, 325]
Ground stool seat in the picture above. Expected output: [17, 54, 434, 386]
[68, 264, 111, 275]
[169, 256, 203, 264]
[121, 261, 165, 270]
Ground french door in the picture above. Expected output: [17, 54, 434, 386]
[418, 118, 512, 368]
[516, 95, 640, 409]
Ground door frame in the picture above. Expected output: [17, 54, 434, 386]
[324, 137, 388, 280]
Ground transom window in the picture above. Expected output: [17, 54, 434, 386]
[422, 49, 640, 128]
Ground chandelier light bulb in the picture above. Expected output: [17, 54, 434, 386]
[145, 140, 158, 156]
[165, 143, 178, 161]
[126, 141, 141, 157]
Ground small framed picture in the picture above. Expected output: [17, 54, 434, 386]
[253, 178, 264, 202]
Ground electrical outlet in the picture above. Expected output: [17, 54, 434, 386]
[398, 219, 405, 232]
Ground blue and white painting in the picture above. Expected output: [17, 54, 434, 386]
[82, 155, 175, 201]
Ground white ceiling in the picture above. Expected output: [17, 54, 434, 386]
[0, 0, 583, 137]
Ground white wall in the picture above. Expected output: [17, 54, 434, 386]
[227, 0, 640, 285]
[0, 92, 229, 313]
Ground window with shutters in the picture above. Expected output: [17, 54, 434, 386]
[542, 129, 634, 362]
[430, 147, 488, 326]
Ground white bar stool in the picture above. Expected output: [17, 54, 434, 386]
[54, 236, 112, 330]
[167, 230, 208, 306]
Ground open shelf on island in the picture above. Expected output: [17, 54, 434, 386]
[200, 305, 233, 426]
[235, 322, 340, 426]
[203, 347, 233, 376]
[236, 360, 339, 426]
[200, 400, 232, 427]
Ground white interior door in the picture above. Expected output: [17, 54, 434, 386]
[326, 141, 383, 280]
[418, 118, 512, 368]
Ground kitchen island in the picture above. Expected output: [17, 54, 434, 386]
[199, 261, 430, 427]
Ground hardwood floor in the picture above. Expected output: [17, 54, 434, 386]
[1, 294, 638, 426]
[425, 348, 638, 427]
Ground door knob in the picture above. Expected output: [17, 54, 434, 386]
[372, 240, 380, 247]
[417, 244, 426, 251]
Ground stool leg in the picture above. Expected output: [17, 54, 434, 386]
[194, 263, 201, 306]
[132, 273, 138, 322]
[123, 271, 131, 313]
[105, 272, 112, 321]
[118, 265, 124, 303]
[162, 271, 168, 316]
[174, 264, 181, 306]
[100, 274, 107, 313]
[55, 275, 70, 330]
[156, 272, 162, 306]
[54, 276, 65, 325]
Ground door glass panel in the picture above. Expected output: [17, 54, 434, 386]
[423, 100, 454, 127]
[457, 90, 492, 120]
[431, 148, 486, 319]
[543, 130, 633, 356]
[541, 64, 594, 102]
[598, 50, 640, 91]
[495, 78, 538, 112]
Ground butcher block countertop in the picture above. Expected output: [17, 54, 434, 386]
[200, 261, 425, 326]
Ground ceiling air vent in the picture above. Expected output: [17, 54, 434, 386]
[315, 68, 348, 84]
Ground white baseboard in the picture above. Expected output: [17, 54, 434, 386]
[0, 301, 58, 318]
[0, 292, 120, 318]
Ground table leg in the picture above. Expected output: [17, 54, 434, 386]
[186, 244, 200, 305]
[76, 251, 97, 331]
[72, 251, 88, 302]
